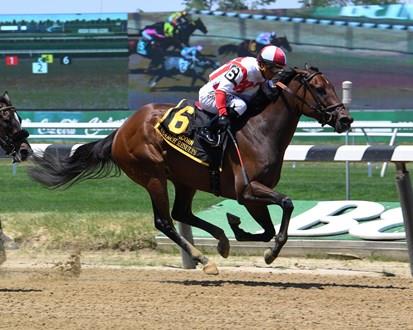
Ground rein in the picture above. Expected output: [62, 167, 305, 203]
[275, 71, 343, 125]
[227, 128, 250, 188]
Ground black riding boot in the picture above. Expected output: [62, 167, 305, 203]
[198, 127, 220, 147]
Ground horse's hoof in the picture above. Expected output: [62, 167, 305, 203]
[203, 261, 219, 275]
[217, 237, 230, 258]
[264, 248, 276, 265]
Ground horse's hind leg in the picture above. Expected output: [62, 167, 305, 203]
[148, 74, 163, 88]
[147, 177, 219, 275]
[171, 183, 230, 258]
[227, 203, 275, 243]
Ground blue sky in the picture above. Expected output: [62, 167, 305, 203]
[2, 0, 302, 14]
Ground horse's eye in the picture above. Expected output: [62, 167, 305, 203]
[316, 87, 326, 95]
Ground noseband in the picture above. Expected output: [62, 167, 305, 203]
[276, 70, 344, 126]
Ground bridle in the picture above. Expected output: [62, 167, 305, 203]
[275, 70, 344, 126]
[0, 104, 29, 159]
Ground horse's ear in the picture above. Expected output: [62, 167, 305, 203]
[2, 91, 11, 105]
[304, 63, 309, 70]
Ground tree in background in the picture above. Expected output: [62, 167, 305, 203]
[182, 0, 279, 10]
[183, 0, 403, 9]
[309, 0, 401, 6]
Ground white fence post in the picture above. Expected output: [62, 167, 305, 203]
[342, 81, 352, 200]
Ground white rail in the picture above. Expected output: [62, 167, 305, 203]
[22, 121, 413, 140]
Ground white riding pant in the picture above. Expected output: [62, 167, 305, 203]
[199, 84, 247, 117]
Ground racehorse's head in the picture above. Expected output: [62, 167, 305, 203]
[175, 17, 208, 47]
[282, 66, 353, 133]
[193, 17, 208, 34]
[0, 91, 32, 162]
[272, 36, 292, 53]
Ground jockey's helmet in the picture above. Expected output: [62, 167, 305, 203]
[257, 45, 286, 68]
[257, 45, 286, 79]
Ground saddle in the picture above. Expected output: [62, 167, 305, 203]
[155, 99, 228, 195]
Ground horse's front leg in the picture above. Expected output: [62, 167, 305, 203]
[233, 180, 294, 264]
[146, 177, 218, 275]
[172, 183, 230, 258]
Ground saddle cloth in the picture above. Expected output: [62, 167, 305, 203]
[154, 99, 215, 166]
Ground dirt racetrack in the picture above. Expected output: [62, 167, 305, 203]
[1, 250, 413, 330]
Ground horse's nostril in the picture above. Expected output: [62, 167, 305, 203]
[339, 116, 353, 125]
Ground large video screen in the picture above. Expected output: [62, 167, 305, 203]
[128, 8, 413, 111]
[0, 13, 128, 110]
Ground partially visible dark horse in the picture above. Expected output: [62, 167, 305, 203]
[0, 91, 32, 264]
[218, 37, 292, 58]
[174, 17, 208, 47]
[0, 91, 31, 162]
[148, 55, 219, 89]
[28, 67, 352, 275]
[133, 18, 208, 70]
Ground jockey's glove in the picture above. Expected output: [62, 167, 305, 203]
[216, 115, 230, 132]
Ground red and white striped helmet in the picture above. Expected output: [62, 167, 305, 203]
[257, 45, 287, 67]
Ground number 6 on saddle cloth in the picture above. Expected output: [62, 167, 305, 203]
[155, 99, 231, 195]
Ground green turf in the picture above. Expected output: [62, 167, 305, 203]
[0, 157, 403, 250]
[0, 160, 223, 213]
[1, 158, 401, 214]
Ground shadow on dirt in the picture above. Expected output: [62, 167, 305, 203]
[0, 288, 43, 293]
[161, 279, 409, 290]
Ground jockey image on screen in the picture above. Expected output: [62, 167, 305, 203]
[168, 10, 192, 27]
[138, 22, 168, 56]
[138, 21, 179, 69]
[255, 32, 277, 46]
[141, 21, 177, 42]
[180, 45, 203, 63]
[198, 45, 287, 145]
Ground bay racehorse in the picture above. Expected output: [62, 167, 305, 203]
[0, 91, 31, 162]
[28, 66, 352, 275]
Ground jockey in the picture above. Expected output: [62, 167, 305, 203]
[163, 21, 177, 38]
[198, 45, 287, 144]
[141, 21, 177, 42]
[180, 45, 203, 62]
[141, 22, 167, 43]
[168, 10, 191, 27]
[255, 32, 277, 46]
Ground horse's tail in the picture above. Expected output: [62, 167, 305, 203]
[29, 130, 120, 189]
[217, 44, 238, 55]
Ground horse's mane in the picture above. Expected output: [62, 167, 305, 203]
[231, 67, 298, 131]
[247, 67, 297, 114]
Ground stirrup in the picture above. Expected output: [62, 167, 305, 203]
[199, 128, 220, 146]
